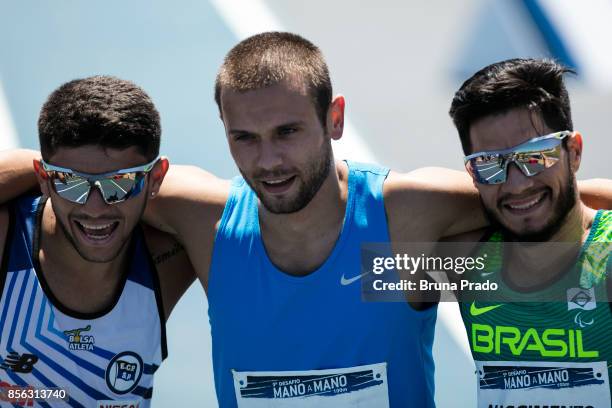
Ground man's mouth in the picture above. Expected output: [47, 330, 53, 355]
[74, 220, 119, 242]
[260, 176, 296, 193]
[502, 191, 548, 214]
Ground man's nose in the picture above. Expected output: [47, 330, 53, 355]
[502, 162, 535, 194]
[257, 140, 283, 171]
[80, 184, 109, 214]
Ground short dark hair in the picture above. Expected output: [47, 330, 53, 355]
[214, 31, 332, 127]
[449, 58, 574, 154]
[38, 76, 161, 160]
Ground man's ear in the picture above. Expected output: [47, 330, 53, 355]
[566, 131, 583, 173]
[33, 159, 50, 196]
[327, 95, 345, 141]
[148, 157, 170, 198]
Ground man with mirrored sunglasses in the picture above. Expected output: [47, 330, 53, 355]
[0, 76, 195, 407]
[38, 159, 158, 205]
[446, 58, 612, 407]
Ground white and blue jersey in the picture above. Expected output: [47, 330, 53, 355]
[208, 161, 437, 407]
[0, 196, 167, 407]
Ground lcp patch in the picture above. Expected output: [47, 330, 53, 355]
[105, 351, 144, 394]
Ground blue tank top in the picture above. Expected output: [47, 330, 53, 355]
[0, 196, 166, 407]
[208, 161, 437, 408]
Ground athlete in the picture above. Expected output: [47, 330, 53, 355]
[0, 76, 195, 407]
[2, 35, 612, 407]
[448, 58, 612, 407]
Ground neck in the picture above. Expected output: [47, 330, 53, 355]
[258, 160, 348, 243]
[545, 202, 596, 243]
[506, 202, 597, 288]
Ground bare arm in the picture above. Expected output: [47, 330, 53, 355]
[383, 167, 485, 310]
[0, 206, 8, 270]
[385, 167, 486, 243]
[385, 167, 612, 243]
[0, 149, 39, 203]
[142, 224, 196, 320]
[578, 179, 612, 210]
[144, 165, 228, 235]
[144, 165, 229, 290]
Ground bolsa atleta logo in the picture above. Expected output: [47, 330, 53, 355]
[64, 325, 95, 351]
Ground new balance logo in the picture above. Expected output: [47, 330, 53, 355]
[0, 352, 38, 374]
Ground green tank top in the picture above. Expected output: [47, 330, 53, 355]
[459, 210, 612, 408]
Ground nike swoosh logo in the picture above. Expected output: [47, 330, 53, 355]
[470, 302, 503, 316]
[340, 272, 369, 286]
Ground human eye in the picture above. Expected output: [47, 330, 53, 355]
[233, 132, 255, 142]
[277, 126, 298, 137]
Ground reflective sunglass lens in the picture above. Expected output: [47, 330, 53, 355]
[470, 158, 506, 184]
[97, 173, 145, 204]
[51, 175, 91, 204]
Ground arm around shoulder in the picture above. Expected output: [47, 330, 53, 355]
[384, 167, 487, 242]
[144, 164, 230, 239]
[0, 149, 40, 204]
[578, 178, 612, 210]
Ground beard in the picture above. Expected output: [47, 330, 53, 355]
[242, 141, 333, 214]
[482, 170, 577, 242]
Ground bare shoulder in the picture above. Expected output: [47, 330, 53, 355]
[144, 165, 231, 291]
[145, 165, 230, 236]
[383, 167, 474, 202]
[383, 167, 485, 241]
[0, 205, 9, 267]
[158, 165, 229, 210]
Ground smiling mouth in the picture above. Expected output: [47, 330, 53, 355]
[74, 220, 119, 241]
[260, 176, 296, 192]
[503, 191, 548, 213]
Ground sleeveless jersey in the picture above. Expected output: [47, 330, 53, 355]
[0, 196, 167, 407]
[208, 161, 437, 408]
[459, 210, 612, 408]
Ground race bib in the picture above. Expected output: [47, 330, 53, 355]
[476, 360, 611, 408]
[232, 362, 389, 407]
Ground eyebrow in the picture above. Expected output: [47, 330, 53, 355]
[228, 121, 306, 136]
[276, 121, 305, 129]
[228, 129, 253, 136]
